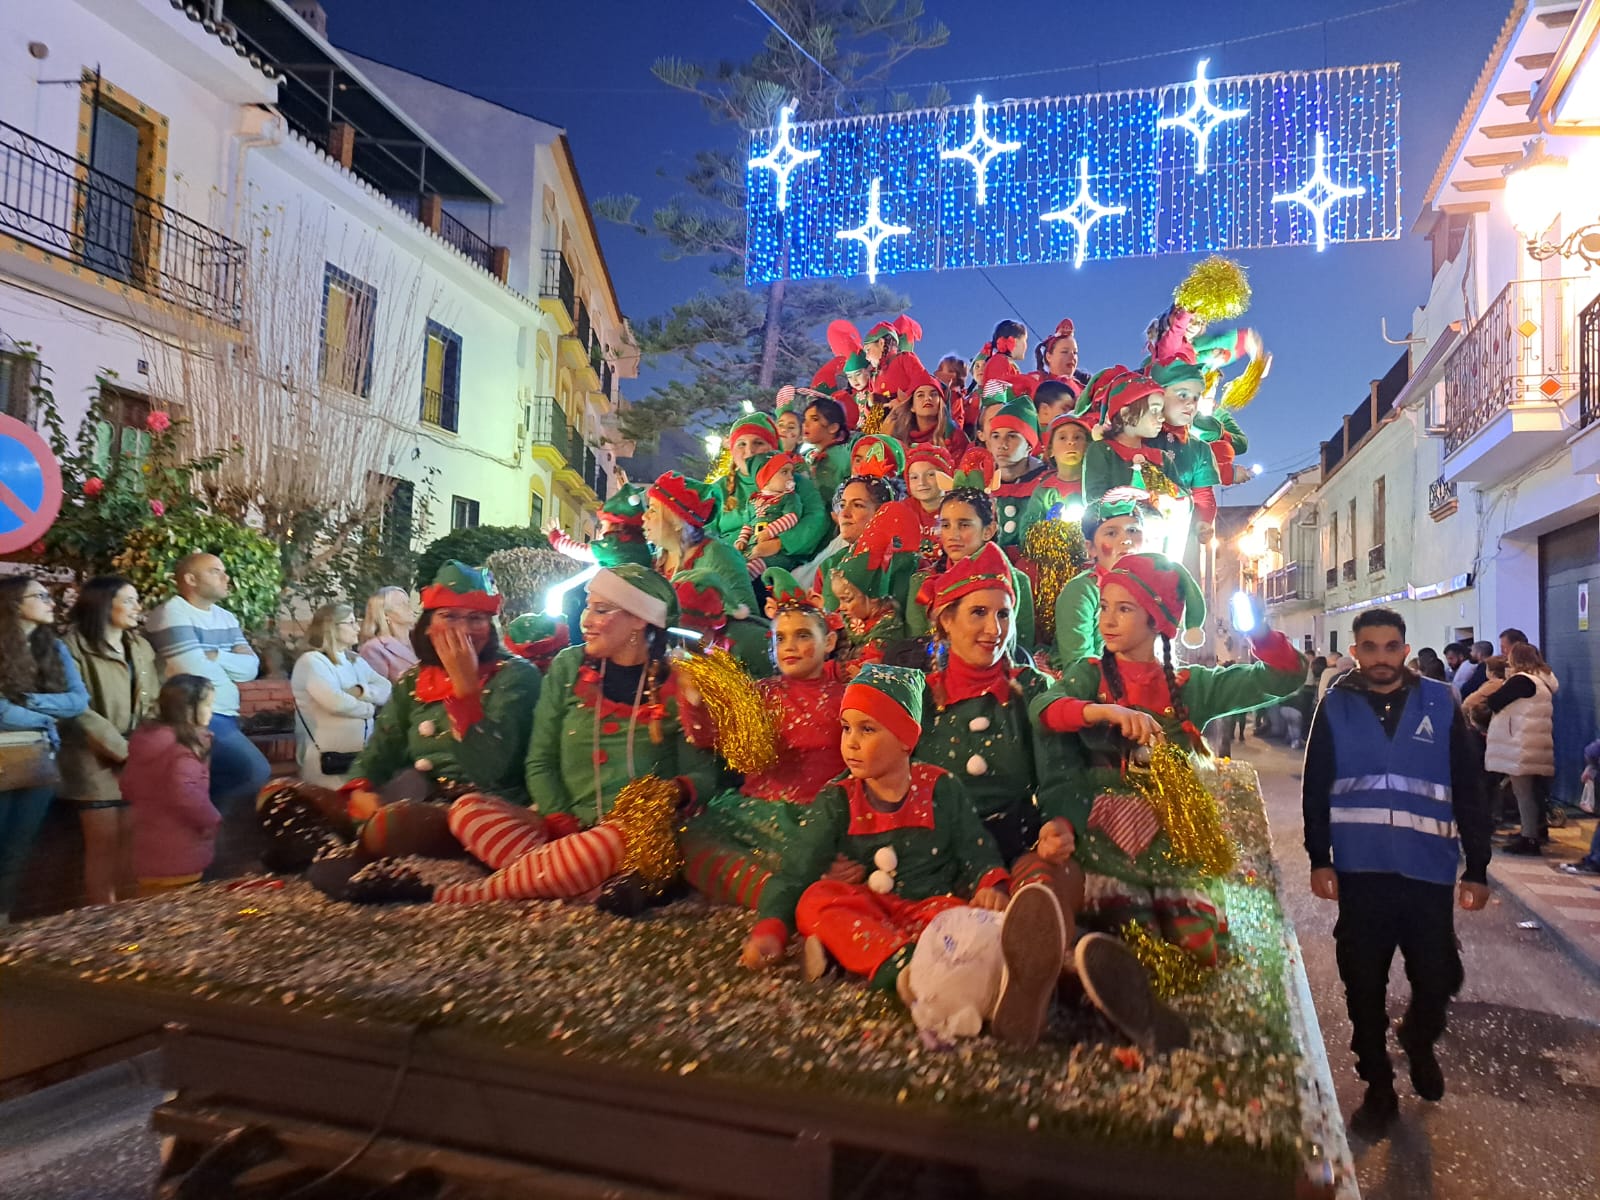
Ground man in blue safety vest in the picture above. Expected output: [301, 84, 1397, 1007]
[1302, 607, 1492, 1137]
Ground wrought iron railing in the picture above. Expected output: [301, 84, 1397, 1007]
[1443, 277, 1583, 453]
[1581, 293, 1600, 429]
[539, 249, 575, 316]
[600, 359, 614, 400]
[0, 119, 244, 324]
[1342, 559, 1357, 583]
[527, 395, 571, 462]
[420, 384, 458, 432]
[1264, 563, 1301, 605]
[575, 300, 591, 352]
[1428, 476, 1458, 518]
[1368, 544, 1386, 574]
[438, 208, 494, 276]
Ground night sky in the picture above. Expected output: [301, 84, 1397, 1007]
[321, 0, 1514, 503]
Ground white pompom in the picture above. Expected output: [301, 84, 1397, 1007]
[874, 846, 898, 872]
[868, 869, 895, 894]
[966, 754, 988, 776]
[1003, 520, 1016, 533]
[968, 716, 990, 732]
[418, 720, 436, 736]
[414, 758, 434, 772]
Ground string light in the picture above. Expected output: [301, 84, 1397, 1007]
[1041, 156, 1130, 269]
[939, 94, 1022, 205]
[743, 63, 1400, 284]
[1157, 58, 1249, 176]
[747, 104, 820, 212]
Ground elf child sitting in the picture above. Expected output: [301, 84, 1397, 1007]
[1078, 367, 1167, 508]
[1053, 499, 1149, 666]
[734, 450, 807, 575]
[1019, 412, 1094, 531]
[740, 662, 1068, 1047]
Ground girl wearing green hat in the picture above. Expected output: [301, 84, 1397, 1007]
[709, 413, 829, 566]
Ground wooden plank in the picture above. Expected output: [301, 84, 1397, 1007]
[1438, 201, 1494, 214]
[1482, 121, 1542, 138]
[1453, 177, 1508, 192]
[1464, 151, 1526, 168]
[1535, 9, 1576, 28]
[1515, 52, 1556, 70]
[1494, 90, 1533, 107]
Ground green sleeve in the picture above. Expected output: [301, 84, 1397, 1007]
[1169, 437, 1220, 489]
[1053, 573, 1101, 665]
[1179, 656, 1307, 729]
[780, 475, 830, 557]
[810, 445, 848, 509]
[692, 538, 761, 617]
[525, 648, 581, 815]
[904, 568, 933, 636]
[819, 545, 848, 612]
[709, 475, 751, 543]
[1011, 565, 1035, 648]
[668, 707, 721, 806]
[468, 659, 542, 801]
[755, 783, 850, 930]
[1219, 410, 1249, 454]
[1018, 488, 1055, 533]
[350, 670, 416, 785]
[1080, 442, 1126, 507]
[1028, 660, 1104, 825]
[939, 774, 1008, 895]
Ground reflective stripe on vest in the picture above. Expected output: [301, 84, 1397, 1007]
[1330, 772, 1451, 804]
[1328, 805, 1457, 841]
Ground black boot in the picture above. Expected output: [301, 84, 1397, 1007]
[594, 871, 652, 918]
[1397, 1023, 1445, 1101]
[1349, 1080, 1399, 1137]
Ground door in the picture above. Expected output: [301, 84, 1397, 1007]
[1538, 517, 1600, 804]
[84, 107, 141, 281]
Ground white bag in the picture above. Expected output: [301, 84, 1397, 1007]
[906, 907, 1005, 1041]
[1580, 778, 1596, 816]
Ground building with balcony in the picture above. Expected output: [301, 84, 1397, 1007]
[1233, 467, 1324, 654]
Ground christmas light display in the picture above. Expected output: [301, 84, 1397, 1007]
[745, 62, 1399, 285]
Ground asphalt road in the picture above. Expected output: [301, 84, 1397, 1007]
[1245, 737, 1600, 1200]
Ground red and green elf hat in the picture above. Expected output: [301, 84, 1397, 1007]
[1045, 411, 1095, 449]
[751, 449, 801, 491]
[1078, 367, 1162, 431]
[843, 350, 872, 374]
[834, 502, 920, 600]
[842, 662, 924, 751]
[648, 471, 717, 529]
[674, 568, 734, 633]
[1148, 357, 1206, 389]
[863, 314, 922, 351]
[421, 560, 501, 613]
[1074, 364, 1133, 419]
[728, 410, 780, 450]
[599, 482, 647, 530]
[917, 540, 1014, 619]
[1080, 496, 1144, 540]
[1100, 552, 1206, 641]
[904, 444, 955, 475]
[851, 433, 906, 478]
[989, 392, 1041, 450]
[763, 565, 843, 629]
[950, 445, 997, 491]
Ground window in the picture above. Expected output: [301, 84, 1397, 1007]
[382, 478, 415, 553]
[529, 485, 544, 530]
[1346, 499, 1357, 559]
[91, 384, 151, 475]
[421, 321, 462, 432]
[1372, 476, 1386, 546]
[1330, 631, 1339, 652]
[1328, 510, 1339, 568]
[320, 264, 376, 396]
[451, 495, 480, 530]
[0, 350, 39, 422]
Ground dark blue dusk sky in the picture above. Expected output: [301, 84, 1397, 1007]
[323, 0, 1515, 504]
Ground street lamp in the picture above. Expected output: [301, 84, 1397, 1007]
[1504, 138, 1600, 268]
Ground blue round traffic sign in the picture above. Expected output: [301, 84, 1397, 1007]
[0, 414, 63, 553]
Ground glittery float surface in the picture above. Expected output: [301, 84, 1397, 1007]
[0, 766, 1310, 1175]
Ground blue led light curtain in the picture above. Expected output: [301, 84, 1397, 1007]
[745, 62, 1400, 285]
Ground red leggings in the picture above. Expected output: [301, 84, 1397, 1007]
[433, 794, 621, 904]
[795, 880, 967, 980]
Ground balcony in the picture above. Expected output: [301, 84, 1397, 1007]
[1264, 562, 1301, 605]
[1342, 559, 1357, 583]
[527, 395, 572, 469]
[1368, 544, 1386, 575]
[1580, 292, 1600, 430]
[539, 249, 576, 333]
[1428, 476, 1459, 521]
[1326, 566, 1338, 591]
[420, 385, 457, 434]
[1440, 278, 1582, 482]
[0, 119, 243, 325]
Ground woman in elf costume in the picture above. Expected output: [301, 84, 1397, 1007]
[892, 445, 953, 570]
[807, 474, 905, 611]
[1078, 367, 1167, 507]
[643, 471, 771, 677]
[710, 414, 828, 566]
[732, 451, 819, 575]
[983, 390, 1052, 549]
[1030, 554, 1305, 963]
[1018, 412, 1093, 531]
[801, 396, 855, 510]
[676, 567, 847, 909]
[1027, 317, 1090, 398]
[883, 368, 969, 461]
[829, 504, 920, 678]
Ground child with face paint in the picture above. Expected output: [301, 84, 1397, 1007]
[1147, 358, 1220, 542]
[1078, 367, 1167, 507]
[1053, 499, 1146, 667]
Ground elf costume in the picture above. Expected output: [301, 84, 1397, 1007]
[1146, 358, 1220, 527]
[1017, 412, 1093, 532]
[648, 471, 771, 677]
[710, 411, 781, 544]
[750, 663, 1010, 992]
[1031, 554, 1306, 962]
[343, 563, 543, 805]
[894, 444, 954, 570]
[830, 504, 920, 678]
[1078, 368, 1167, 508]
[864, 316, 928, 404]
[985, 391, 1053, 548]
[1022, 318, 1089, 400]
[1053, 499, 1151, 667]
[550, 484, 654, 571]
[807, 436, 854, 515]
[851, 433, 906, 479]
[1192, 409, 1251, 485]
[677, 568, 848, 909]
[733, 450, 819, 574]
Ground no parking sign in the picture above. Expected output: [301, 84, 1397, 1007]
[0, 414, 63, 554]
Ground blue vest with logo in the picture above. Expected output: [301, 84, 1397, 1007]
[1323, 679, 1459, 886]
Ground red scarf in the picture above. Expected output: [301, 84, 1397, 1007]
[414, 661, 504, 739]
[932, 655, 1013, 706]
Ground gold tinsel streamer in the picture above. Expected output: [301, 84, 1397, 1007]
[705, 443, 733, 484]
[1134, 743, 1237, 878]
[1119, 919, 1214, 998]
[1172, 255, 1251, 322]
[1022, 517, 1089, 645]
[1218, 354, 1268, 412]
[672, 647, 778, 775]
[609, 774, 683, 887]
[1135, 461, 1182, 502]
[861, 399, 888, 435]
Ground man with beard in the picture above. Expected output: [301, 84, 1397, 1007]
[1302, 608, 1493, 1137]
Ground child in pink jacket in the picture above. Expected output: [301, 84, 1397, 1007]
[121, 676, 221, 895]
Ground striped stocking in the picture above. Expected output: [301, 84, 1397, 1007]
[446, 794, 549, 869]
[435, 824, 624, 904]
[1153, 887, 1223, 967]
[680, 834, 771, 909]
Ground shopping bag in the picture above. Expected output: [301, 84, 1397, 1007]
[1580, 778, 1595, 816]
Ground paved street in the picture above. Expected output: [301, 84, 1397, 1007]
[1244, 738, 1600, 1200]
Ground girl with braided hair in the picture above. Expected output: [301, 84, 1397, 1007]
[1028, 554, 1306, 963]
[973, 319, 1029, 391]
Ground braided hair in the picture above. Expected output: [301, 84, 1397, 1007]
[1099, 629, 1191, 742]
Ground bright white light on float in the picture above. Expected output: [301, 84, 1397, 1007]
[1230, 590, 1261, 633]
[544, 564, 599, 617]
[705, 433, 723, 457]
[1251, 463, 1265, 476]
[1062, 498, 1086, 522]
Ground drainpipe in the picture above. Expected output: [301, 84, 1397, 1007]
[226, 108, 284, 245]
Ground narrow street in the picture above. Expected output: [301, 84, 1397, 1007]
[1244, 738, 1600, 1200]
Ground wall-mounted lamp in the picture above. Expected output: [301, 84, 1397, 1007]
[1504, 138, 1600, 269]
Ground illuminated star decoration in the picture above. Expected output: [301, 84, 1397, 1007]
[748, 104, 821, 212]
[1157, 59, 1249, 176]
[835, 177, 911, 284]
[1041, 157, 1128, 269]
[939, 94, 1022, 205]
[1272, 131, 1366, 252]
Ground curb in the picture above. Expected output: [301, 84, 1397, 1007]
[1487, 858, 1600, 985]
[0, 1050, 161, 1130]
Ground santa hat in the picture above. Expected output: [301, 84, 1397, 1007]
[918, 541, 1014, 619]
[841, 662, 925, 751]
[728, 410, 780, 450]
[904, 444, 955, 475]
[752, 450, 800, 491]
[851, 434, 906, 478]
[421, 561, 501, 614]
[1042, 317, 1075, 343]
[833, 503, 919, 600]
[896, 362, 944, 402]
[648, 471, 716, 529]
[589, 563, 678, 629]
[989, 392, 1041, 450]
[1100, 552, 1206, 642]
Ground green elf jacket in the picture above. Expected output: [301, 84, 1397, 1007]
[523, 646, 719, 827]
[673, 538, 771, 677]
[709, 470, 758, 543]
[752, 763, 1009, 938]
[1017, 478, 1083, 534]
[350, 657, 543, 804]
[1026, 634, 1306, 885]
[905, 559, 1036, 649]
[1150, 428, 1220, 492]
[807, 441, 852, 512]
[1192, 410, 1249, 454]
[1053, 567, 1104, 666]
[992, 459, 1053, 548]
[1081, 438, 1156, 508]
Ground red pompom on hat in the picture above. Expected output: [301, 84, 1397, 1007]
[648, 471, 716, 529]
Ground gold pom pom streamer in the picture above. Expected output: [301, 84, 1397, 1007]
[609, 774, 683, 888]
[1119, 919, 1214, 998]
[673, 647, 778, 775]
[1022, 516, 1088, 645]
[1218, 353, 1269, 413]
[705, 442, 733, 484]
[1134, 743, 1237, 877]
[861, 399, 888, 435]
[1172, 255, 1251, 322]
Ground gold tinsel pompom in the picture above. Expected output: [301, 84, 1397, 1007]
[1022, 516, 1089, 645]
[1173, 255, 1251, 322]
[1219, 353, 1268, 412]
[1135, 461, 1182, 502]
[706, 442, 733, 484]
[609, 774, 683, 887]
[673, 647, 778, 775]
[1135, 743, 1237, 877]
[1120, 919, 1214, 998]
[861, 399, 888, 435]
